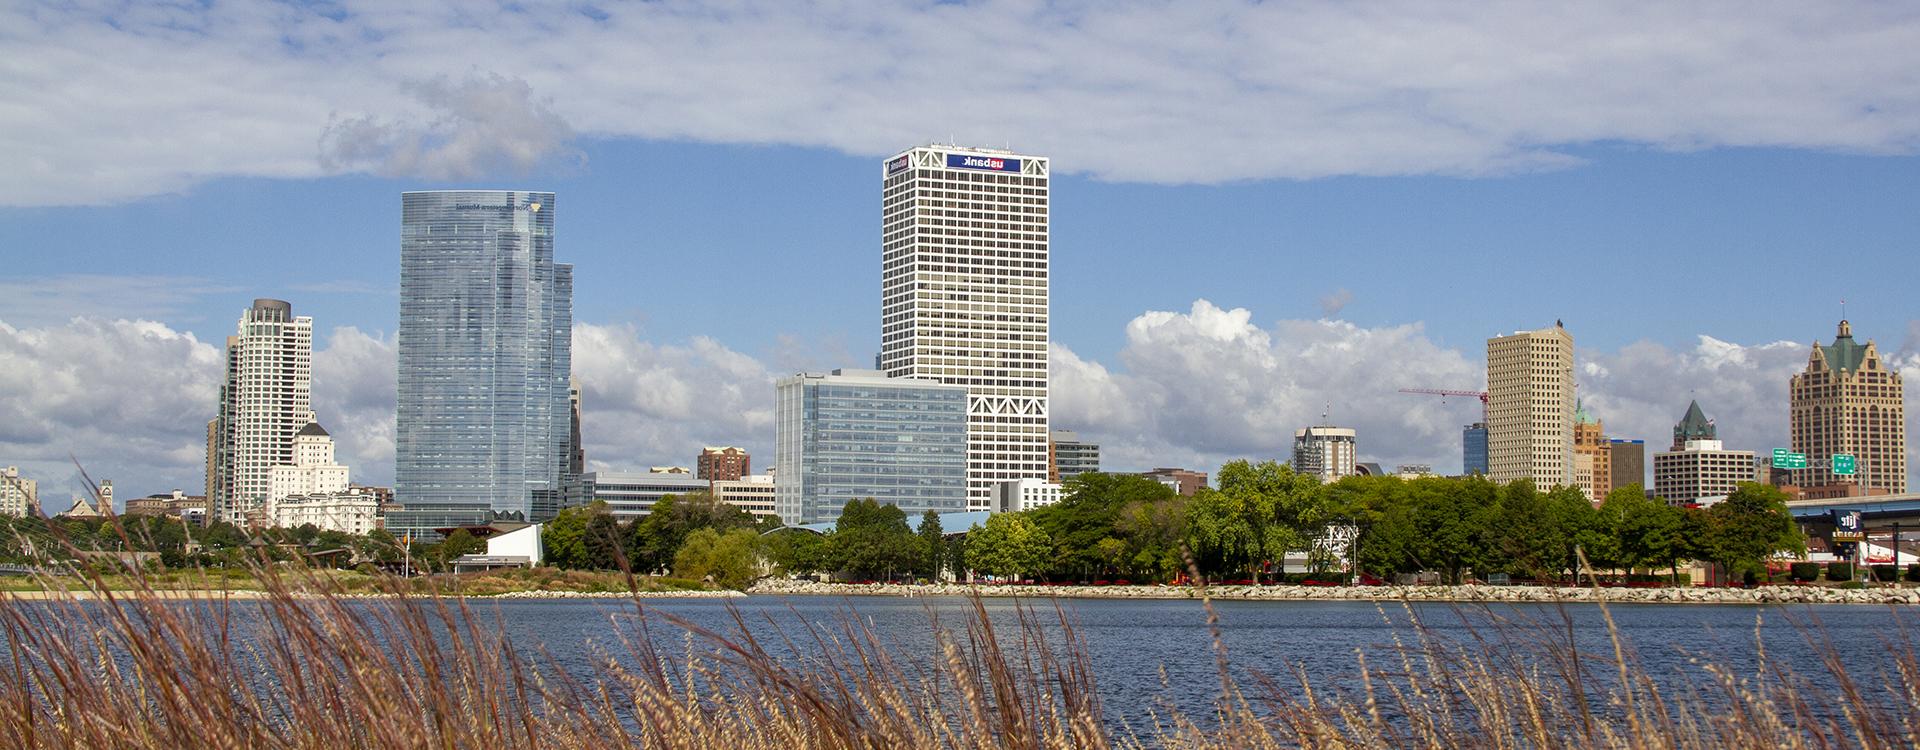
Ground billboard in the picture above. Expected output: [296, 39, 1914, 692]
[1832, 509, 1865, 542]
[886, 155, 911, 175]
[945, 153, 1021, 173]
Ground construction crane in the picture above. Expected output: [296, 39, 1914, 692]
[1398, 388, 1489, 422]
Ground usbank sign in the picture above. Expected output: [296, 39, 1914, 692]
[946, 153, 1021, 173]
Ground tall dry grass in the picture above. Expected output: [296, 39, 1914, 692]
[1, 505, 1917, 747]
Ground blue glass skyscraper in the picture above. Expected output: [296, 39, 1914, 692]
[394, 191, 572, 534]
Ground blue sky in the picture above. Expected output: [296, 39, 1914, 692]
[4, 140, 1914, 362]
[2, 1, 1918, 503]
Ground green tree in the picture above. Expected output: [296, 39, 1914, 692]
[827, 499, 918, 579]
[431, 529, 485, 569]
[965, 513, 1054, 580]
[1030, 472, 1174, 579]
[672, 527, 763, 589]
[1185, 486, 1255, 580]
[583, 512, 624, 571]
[626, 492, 757, 573]
[915, 510, 945, 580]
[765, 529, 828, 575]
[541, 501, 606, 569]
[1703, 483, 1804, 582]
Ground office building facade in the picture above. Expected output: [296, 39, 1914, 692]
[563, 471, 708, 519]
[395, 191, 573, 534]
[1462, 422, 1489, 475]
[697, 446, 751, 482]
[1608, 439, 1646, 493]
[711, 474, 778, 518]
[1292, 426, 1358, 483]
[1141, 468, 1208, 497]
[1573, 404, 1611, 502]
[880, 146, 1051, 510]
[993, 478, 1064, 513]
[1485, 323, 1575, 488]
[1049, 429, 1100, 480]
[1653, 440, 1756, 507]
[1789, 320, 1906, 494]
[774, 369, 968, 525]
[209, 299, 314, 525]
[0, 466, 35, 517]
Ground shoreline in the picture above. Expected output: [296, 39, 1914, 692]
[745, 579, 1920, 605]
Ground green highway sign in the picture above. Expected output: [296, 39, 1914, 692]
[1833, 454, 1857, 476]
[1772, 449, 1808, 469]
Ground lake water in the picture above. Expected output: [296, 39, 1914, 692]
[462, 595, 1920, 728]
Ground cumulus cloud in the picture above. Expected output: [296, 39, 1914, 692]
[1053, 307, 1920, 488]
[6, 310, 1914, 506]
[1051, 300, 1482, 475]
[309, 327, 398, 486]
[571, 323, 777, 472]
[0, 318, 222, 509]
[6, 2, 1920, 205]
[319, 73, 583, 180]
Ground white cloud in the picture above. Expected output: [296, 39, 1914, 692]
[0, 317, 222, 509]
[5, 2, 1920, 205]
[309, 327, 397, 486]
[6, 310, 1914, 507]
[570, 323, 777, 471]
[1052, 300, 1482, 474]
[1052, 303, 1920, 490]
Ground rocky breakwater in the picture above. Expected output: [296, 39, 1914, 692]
[487, 589, 747, 600]
[747, 578, 1920, 605]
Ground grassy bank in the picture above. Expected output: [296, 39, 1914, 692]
[0, 566, 718, 597]
[0, 558, 1917, 748]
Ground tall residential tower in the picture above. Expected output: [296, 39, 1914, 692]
[880, 146, 1051, 509]
[1789, 320, 1906, 494]
[209, 299, 314, 525]
[1485, 323, 1575, 488]
[394, 191, 573, 534]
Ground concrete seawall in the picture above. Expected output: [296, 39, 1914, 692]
[746, 579, 1920, 605]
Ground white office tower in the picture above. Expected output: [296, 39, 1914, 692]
[211, 299, 314, 525]
[880, 145, 1052, 510]
[1292, 426, 1358, 482]
[1485, 323, 1576, 488]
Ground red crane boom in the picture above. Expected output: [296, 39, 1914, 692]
[1398, 388, 1490, 421]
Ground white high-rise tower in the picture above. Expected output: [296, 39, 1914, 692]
[880, 146, 1051, 509]
[210, 299, 314, 525]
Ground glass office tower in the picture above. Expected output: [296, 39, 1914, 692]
[394, 191, 573, 535]
[774, 369, 968, 525]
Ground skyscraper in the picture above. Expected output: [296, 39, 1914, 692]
[1671, 399, 1716, 450]
[395, 191, 573, 534]
[209, 299, 314, 525]
[1608, 439, 1646, 492]
[880, 146, 1051, 510]
[1462, 422, 1490, 475]
[1573, 403, 1611, 502]
[774, 370, 968, 525]
[1789, 320, 1906, 494]
[1292, 426, 1358, 482]
[568, 376, 585, 476]
[1485, 323, 1575, 488]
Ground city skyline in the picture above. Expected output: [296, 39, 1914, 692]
[2, 4, 1919, 503]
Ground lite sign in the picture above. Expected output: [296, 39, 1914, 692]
[1833, 454, 1857, 476]
[886, 155, 911, 175]
[1831, 510, 1865, 542]
[1772, 449, 1808, 469]
[945, 153, 1022, 173]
